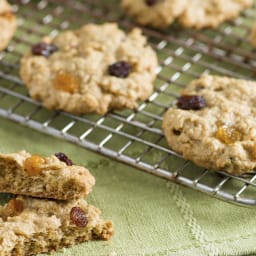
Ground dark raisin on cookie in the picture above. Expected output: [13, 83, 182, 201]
[70, 207, 88, 227]
[145, 0, 159, 6]
[54, 152, 73, 166]
[172, 129, 181, 136]
[108, 61, 131, 78]
[31, 42, 58, 57]
[177, 95, 206, 110]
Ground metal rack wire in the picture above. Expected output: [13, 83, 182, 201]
[1, 0, 256, 206]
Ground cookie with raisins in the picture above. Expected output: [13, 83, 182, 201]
[178, 0, 252, 29]
[0, 0, 16, 51]
[0, 196, 114, 255]
[163, 75, 256, 175]
[121, 0, 186, 28]
[20, 23, 158, 115]
[121, 0, 252, 29]
[0, 150, 95, 200]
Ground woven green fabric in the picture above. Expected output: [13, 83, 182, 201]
[0, 117, 256, 256]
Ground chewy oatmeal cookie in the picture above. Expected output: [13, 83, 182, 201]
[178, 0, 253, 29]
[20, 23, 158, 115]
[121, 0, 252, 29]
[0, 151, 95, 200]
[162, 75, 256, 175]
[121, 0, 186, 28]
[0, 196, 114, 255]
[0, 0, 16, 51]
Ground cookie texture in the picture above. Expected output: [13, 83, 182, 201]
[162, 75, 256, 175]
[121, 0, 186, 28]
[121, 0, 252, 29]
[0, 150, 95, 200]
[20, 23, 158, 115]
[0, 0, 16, 51]
[0, 196, 114, 255]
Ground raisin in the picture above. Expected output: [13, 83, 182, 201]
[53, 72, 79, 94]
[1, 11, 14, 20]
[172, 129, 181, 136]
[145, 0, 159, 6]
[55, 152, 73, 166]
[177, 95, 206, 110]
[24, 155, 45, 176]
[108, 61, 131, 78]
[5, 199, 24, 217]
[31, 42, 58, 57]
[216, 125, 242, 144]
[70, 207, 88, 227]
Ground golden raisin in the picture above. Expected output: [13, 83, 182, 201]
[53, 72, 79, 93]
[1, 11, 14, 20]
[70, 207, 88, 227]
[5, 199, 24, 217]
[24, 155, 45, 176]
[216, 125, 242, 144]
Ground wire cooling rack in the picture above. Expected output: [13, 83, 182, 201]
[1, 0, 256, 207]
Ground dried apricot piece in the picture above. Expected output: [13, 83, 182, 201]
[216, 125, 242, 144]
[70, 207, 88, 227]
[53, 71, 80, 93]
[24, 155, 45, 176]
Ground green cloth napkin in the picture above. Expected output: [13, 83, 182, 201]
[1, 117, 256, 256]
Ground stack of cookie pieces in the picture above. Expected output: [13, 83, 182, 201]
[0, 150, 114, 255]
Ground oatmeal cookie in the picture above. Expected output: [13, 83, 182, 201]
[0, 151, 95, 200]
[121, 0, 186, 28]
[0, 0, 16, 51]
[0, 196, 114, 255]
[20, 23, 158, 115]
[121, 0, 252, 29]
[179, 0, 253, 29]
[162, 75, 256, 175]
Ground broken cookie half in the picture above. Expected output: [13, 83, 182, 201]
[0, 196, 114, 255]
[0, 150, 95, 200]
